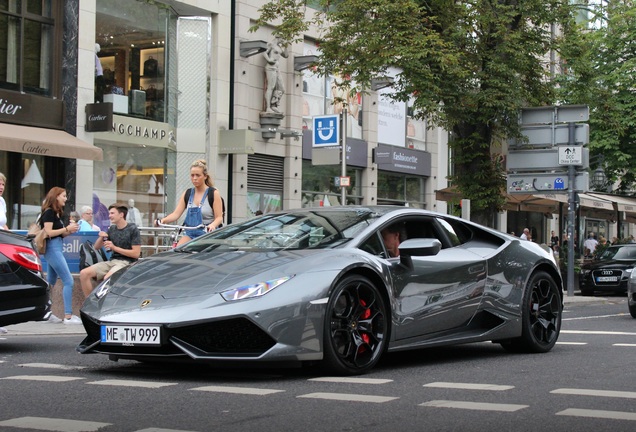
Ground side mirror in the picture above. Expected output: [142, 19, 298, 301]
[398, 238, 442, 269]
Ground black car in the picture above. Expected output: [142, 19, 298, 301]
[579, 244, 636, 296]
[0, 230, 50, 327]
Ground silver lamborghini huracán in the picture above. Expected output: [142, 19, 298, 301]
[77, 206, 563, 375]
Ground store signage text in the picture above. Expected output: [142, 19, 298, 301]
[0, 98, 23, 116]
[21, 142, 50, 155]
[112, 122, 167, 141]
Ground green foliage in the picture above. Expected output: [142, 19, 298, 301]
[556, 0, 636, 193]
[254, 1, 584, 223]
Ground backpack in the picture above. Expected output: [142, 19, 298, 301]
[184, 187, 226, 225]
[79, 240, 108, 270]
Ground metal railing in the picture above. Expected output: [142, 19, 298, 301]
[138, 226, 178, 257]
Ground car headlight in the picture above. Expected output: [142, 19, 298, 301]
[221, 276, 293, 301]
[629, 269, 636, 281]
[94, 278, 112, 299]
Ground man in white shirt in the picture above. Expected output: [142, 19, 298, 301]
[583, 233, 599, 258]
[520, 228, 530, 240]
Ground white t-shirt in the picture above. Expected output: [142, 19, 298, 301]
[0, 197, 7, 228]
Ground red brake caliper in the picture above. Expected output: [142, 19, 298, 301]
[359, 299, 371, 346]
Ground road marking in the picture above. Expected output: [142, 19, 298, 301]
[135, 429, 199, 432]
[1, 375, 83, 382]
[19, 362, 86, 370]
[0, 416, 110, 431]
[423, 382, 513, 391]
[556, 342, 587, 345]
[298, 392, 398, 403]
[190, 385, 284, 395]
[309, 377, 393, 384]
[560, 330, 636, 336]
[551, 388, 636, 399]
[562, 313, 627, 321]
[614, 343, 636, 347]
[87, 379, 177, 388]
[556, 408, 636, 421]
[420, 400, 527, 412]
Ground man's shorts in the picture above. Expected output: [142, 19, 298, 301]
[92, 259, 132, 280]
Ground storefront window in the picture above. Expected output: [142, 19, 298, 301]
[95, 0, 170, 122]
[93, 143, 171, 229]
[301, 161, 362, 206]
[377, 172, 425, 208]
[0, 0, 56, 96]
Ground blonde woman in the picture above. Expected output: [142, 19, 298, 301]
[157, 160, 223, 245]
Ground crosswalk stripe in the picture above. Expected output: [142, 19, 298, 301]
[19, 363, 86, 370]
[190, 385, 284, 395]
[0, 416, 110, 432]
[556, 342, 587, 345]
[551, 388, 636, 399]
[1, 375, 83, 382]
[419, 400, 528, 412]
[87, 379, 177, 388]
[424, 382, 513, 391]
[556, 408, 636, 421]
[135, 429, 199, 432]
[309, 377, 393, 384]
[297, 392, 398, 403]
[561, 330, 636, 336]
[613, 343, 636, 347]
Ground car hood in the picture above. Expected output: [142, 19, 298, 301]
[107, 248, 336, 300]
[582, 259, 635, 270]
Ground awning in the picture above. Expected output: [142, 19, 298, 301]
[586, 193, 636, 213]
[435, 187, 615, 212]
[0, 123, 103, 161]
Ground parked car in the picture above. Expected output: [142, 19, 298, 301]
[579, 244, 636, 296]
[0, 230, 50, 327]
[78, 206, 563, 375]
[628, 269, 636, 318]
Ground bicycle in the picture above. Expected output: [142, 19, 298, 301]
[156, 221, 206, 248]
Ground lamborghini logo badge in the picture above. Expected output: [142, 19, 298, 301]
[140, 299, 152, 308]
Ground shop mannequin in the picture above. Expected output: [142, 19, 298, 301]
[95, 43, 105, 102]
[127, 199, 142, 226]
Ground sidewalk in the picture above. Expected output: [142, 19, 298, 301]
[1, 293, 607, 337]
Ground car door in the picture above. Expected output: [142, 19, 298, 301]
[390, 217, 487, 340]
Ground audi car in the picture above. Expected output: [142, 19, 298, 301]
[579, 244, 636, 296]
[78, 206, 563, 375]
[0, 230, 50, 327]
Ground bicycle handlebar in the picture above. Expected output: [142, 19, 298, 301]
[156, 221, 206, 230]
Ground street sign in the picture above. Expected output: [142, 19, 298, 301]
[339, 176, 351, 187]
[507, 148, 589, 171]
[507, 172, 589, 193]
[312, 114, 340, 147]
[508, 123, 589, 148]
[558, 146, 583, 165]
[520, 105, 589, 125]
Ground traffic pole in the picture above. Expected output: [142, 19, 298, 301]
[567, 121, 576, 297]
[341, 107, 347, 205]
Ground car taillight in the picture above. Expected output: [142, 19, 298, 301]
[0, 244, 42, 272]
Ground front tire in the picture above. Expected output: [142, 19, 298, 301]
[629, 301, 636, 319]
[501, 271, 561, 353]
[322, 275, 388, 375]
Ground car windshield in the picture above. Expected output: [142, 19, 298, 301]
[179, 208, 383, 252]
[598, 246, 636, 261]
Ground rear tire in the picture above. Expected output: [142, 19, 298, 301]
[629, 302, 636, 319]
[501, 271, 561, 353]
[322, 275, 388, 375]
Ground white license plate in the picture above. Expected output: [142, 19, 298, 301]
[596, 276, 618, 282]
[101, 325, 161, 345]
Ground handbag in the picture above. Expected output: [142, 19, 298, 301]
[27, 215, 48, 255]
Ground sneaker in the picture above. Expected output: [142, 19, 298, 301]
[0, 327, 7, 334]
[63, 315, 82, 325]
[47, 314, 63, 324]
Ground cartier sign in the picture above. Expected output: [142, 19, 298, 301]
[85, 103, 113, 132]
[0, 89, 64, 129]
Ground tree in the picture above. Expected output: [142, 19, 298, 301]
[556, 0, 636, 193]
[253, 0, 583, 225]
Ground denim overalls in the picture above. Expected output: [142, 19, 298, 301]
[184, 187, 208, 239]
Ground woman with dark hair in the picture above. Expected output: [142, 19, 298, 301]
[40, 187, 80, 324]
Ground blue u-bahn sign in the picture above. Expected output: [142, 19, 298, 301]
[312, 114, 340, 147]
